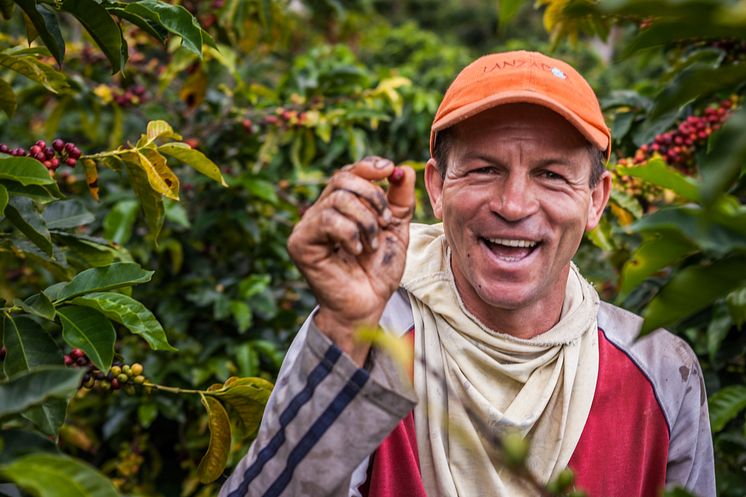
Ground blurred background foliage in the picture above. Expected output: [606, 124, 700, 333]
[0, 0, 745, 496]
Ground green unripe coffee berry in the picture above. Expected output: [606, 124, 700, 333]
[501, 432, 528, 469]
[130, 363, 144, 376]
[117, 373, 129, 384]
[124, 385, 136, 396]
[83, 377, 96, 389]
[122, 365, 131, 376]
[133, 375, 146, 385]
[99, 380, 111, 391]
[110, 366, 122, 376]
[547, 468, 575, 494]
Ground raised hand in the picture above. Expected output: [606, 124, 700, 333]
[287, 156, 416, 366]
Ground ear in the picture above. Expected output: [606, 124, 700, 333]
[585, 170, 612, 231]
[424, 158, 444, 219]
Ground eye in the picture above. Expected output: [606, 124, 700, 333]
[470, 166, 498, 175]
[538, 170, 565, 181]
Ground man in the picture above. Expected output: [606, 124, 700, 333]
[220, 51, 715, 497]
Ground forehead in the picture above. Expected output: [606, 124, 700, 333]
[450, 103, 589, 156]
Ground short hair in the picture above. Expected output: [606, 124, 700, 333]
[432, 127, 607, 188]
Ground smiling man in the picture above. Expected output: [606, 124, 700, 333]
[220, 51, 715, 497]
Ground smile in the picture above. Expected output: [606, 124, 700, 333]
[480, 237, 540, 262]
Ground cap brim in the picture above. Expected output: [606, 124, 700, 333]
[431, 90, 610, 160]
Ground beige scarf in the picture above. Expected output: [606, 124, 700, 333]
[401, 223, 599, 497]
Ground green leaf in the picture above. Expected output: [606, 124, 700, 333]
[133, 0, 205, 57]
[709, 385, 746, 433]
[71, 292, 175, 351]
[0, 182, 7, 214]
[43, 199, 94, 229]
[2, 316, 60, 377]
[629, 205, 746, 256]
[641, 256, 746, 334]
[0, 78, 16, 117]
[241, 178, 277, 204]
[0, 453, 120, 497]
[700, 107, 746, 205]
[54, 263, 153, 302]
[0, 52, 67, 93]
[157, 142, 227, 186]
[650, 64, 746, 119]
[706, 303, 732, 362]
[107, 6, 167, 43]
[0, 179, 63, 203]
[57, 306, 115, 372]
[0, 157, 55, 185]
[232, 343, 258, 377]
[617, 158, 699, 202]
[15, 0, 65, 66]
[586, 215, 615, 251]
[17, 292, 56, 320]
[5, 197, 53, 256]
[618, 233, 698, 301]
[0, 366, 83, 417]
[23, 399, 67, 436]
[0, 0, 14, 20]
[125, 162, 165, 240]
[208, 376, 273, 438]
[498, 0, 524, 25]
[197, 394, 231, 484]
[61, 0, 126, 73]
[726, 286, 746, 328]
[229, 300, 252, 334]
[103, 199, 139, 244]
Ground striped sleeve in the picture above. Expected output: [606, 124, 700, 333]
[219, 314, 417, 497]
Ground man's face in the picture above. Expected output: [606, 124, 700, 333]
[425, 103, 611, 334]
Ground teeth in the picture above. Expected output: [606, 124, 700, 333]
[487, 238, 537, 248]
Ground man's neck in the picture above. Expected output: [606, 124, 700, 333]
[452, 268, 569, 340]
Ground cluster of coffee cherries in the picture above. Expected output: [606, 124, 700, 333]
[242, 106, 310, 134]
[112, 85, 146, 108]
[0, 139, 82, 173]
[65, 348, 146, 393]
[709, 38, 746, 62]
[623, 98, 737, 171]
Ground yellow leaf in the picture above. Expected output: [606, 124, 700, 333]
[120, 150, 179, 200]
[179, 70, 208, 108]
[208, 377, 273, 438]
[93, 84, 113, 104]
[136, 120, 182, 148]
[197, 395, 231, 484]
[82, 159, 99, 201]
[356, 327, 413, 376]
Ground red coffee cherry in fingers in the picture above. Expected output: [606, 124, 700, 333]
[388, 166, 405, 184]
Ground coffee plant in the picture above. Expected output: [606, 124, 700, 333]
[0, 0, 744, 496]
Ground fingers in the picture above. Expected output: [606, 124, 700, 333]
[328, 189, 382, 251]
[386, 165, 416, 215]
[342, 156, 395, 181]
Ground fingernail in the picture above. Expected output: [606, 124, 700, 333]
[355, 241, 363, 254]
[382, 209, 392, 223]
[371, 237, 379, 250]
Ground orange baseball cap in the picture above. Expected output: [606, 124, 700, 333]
[430, 51, 611, 160]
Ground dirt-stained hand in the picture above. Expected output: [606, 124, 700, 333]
[287, 156, 416, 366]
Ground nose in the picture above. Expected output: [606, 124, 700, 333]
[489, 172, 539, 222]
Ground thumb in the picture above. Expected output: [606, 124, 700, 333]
[387, 165, 416, 215]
